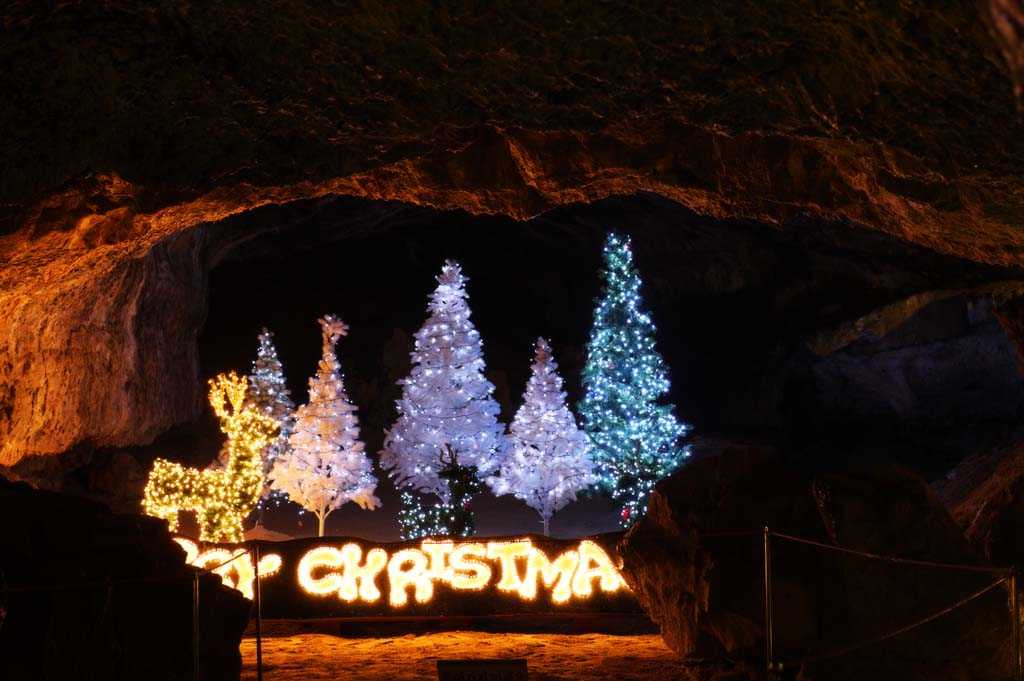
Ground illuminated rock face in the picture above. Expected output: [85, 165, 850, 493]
[1, 1, 1024, 473]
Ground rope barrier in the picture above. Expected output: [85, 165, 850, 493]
[791, 576, 1010, 666]
[696, 530, 763, 538]
[768, 530, 1012, 574]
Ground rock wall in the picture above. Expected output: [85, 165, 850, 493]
[0, 475, 250, 680]
[618, 449, 1011, 680]
[1, 1, 1023, 465]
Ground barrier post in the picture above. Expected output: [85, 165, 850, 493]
[192, 570, 200, 681]
[1012, 569, 1020, 681]
[763, 527, 774, 678]
[254, 544, 264, 681]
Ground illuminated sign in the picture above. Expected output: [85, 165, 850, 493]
[175, 535, 639, 617]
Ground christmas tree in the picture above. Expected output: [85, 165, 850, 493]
[269, 315, 380, 536]
[246, 328, 295, 509]
[487, 338, 595, 536]
[380, 260, 505, 539]
[579, 233, 690, 527]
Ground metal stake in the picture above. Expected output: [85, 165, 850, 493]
[764, 527, 774, 678]
[1012, 570, 1020, 681]
[193, 571, 200, 681]
[254, 544, 264, 681]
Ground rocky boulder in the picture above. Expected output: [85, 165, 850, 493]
[618, 449, 1012, 680]
[936, 437, 1024, 568]
[0, 475, 250, 680]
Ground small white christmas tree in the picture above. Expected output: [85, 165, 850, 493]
[380, 260, 506, 538]
[246, 328, 295, 508]
[488, 338, 595, 536]
[270, 315, 380, 536]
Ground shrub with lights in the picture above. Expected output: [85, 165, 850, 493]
[270, 315, 381, 536]
[380, 261, 506, 539]
[143, 372, 279, 543]
[579, 233, 690, 527]
[488, 338, 596, 536]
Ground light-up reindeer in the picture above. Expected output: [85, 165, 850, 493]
[143, 372, 279, 543]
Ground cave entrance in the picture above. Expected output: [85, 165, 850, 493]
[193, 192, 1024, 540]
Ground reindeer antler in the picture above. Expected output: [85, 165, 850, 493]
[208, 371, 249, 419]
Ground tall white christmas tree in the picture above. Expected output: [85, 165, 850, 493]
[269, 315, 381, 536]
[380, 260, 506, 538]
[246, 328, 295, 509]
[487, 338, 596, 536]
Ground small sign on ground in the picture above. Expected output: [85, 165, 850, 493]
[437, 658, 528, 681]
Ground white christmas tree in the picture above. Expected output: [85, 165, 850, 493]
[380, 260, 506, 537]
[487, 338, 596, 536]
[269, 315, 380, 536]
[246, 328, 295, 508]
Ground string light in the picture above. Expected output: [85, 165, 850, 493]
[292, 538, 625, 607]
[388, 548, 434, 605]
[246, 328, 295, 511]
[579, 233, 691, 527]
[174, 538, 282, 600]
[380, 261, 506, 539]
[176, 535, 624, 607]
[448, 542, 492, 590]
[521, 548, 578, 603]
[487, 338, 596, 536]
[143, 373, 280, 543]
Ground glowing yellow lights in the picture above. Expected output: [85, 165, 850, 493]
[486, 541, 534, 592]
[297, 544, 388, 602]
[143, 373, 280, 543]
[175, 535, 627, 610]
[174, 538, 282, 600]
[388, 548, 434, 605]
[522, 548, 578, 603]
[448, 543, 491, 590]
[571, 540, 624, 597]
[295, 538, 624, 607]
[297, 546, 346, 596]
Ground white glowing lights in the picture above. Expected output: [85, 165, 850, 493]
[296, 538, 625, 607]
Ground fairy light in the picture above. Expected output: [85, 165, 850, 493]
[486, 540, 533, 592]
[579, 233, 691, 527]
[521, 548, 578, 603]
[174, 538, 282, 600]
[143, 373, 280, 543]
[448, 542, 492, 590]
[179, 536, 625, 609]
[296, 544, 388, 602]
[571, 540, 624, 596]
[380, 261, 505, 539]
[299, 538, 625, 607]
[298, 546, 347, 596]
[388, 548, 433, 605]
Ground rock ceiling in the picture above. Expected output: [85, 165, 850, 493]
[1, 1, 1023, 464]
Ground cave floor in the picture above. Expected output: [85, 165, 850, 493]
[240, 628, 688, 680]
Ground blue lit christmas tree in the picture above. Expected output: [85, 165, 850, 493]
[579, 233, 690, 527]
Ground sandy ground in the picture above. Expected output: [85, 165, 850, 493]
[240, 628, 688, 680]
